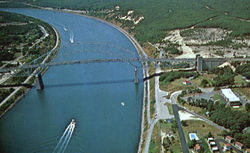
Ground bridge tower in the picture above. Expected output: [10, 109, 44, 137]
[196, 54, 203, 72]
[35, 73, 44, 90]
[134, 68, 139, 84]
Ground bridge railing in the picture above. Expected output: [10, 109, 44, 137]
[0, 57, 249, 74]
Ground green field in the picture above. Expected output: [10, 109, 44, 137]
[1, 0, 249, 43]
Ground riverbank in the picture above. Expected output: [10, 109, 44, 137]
[0, 24, 60, 118]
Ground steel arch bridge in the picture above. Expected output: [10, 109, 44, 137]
[0, 41, 250, 89]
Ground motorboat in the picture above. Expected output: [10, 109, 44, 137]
[71, 118, 76, 125]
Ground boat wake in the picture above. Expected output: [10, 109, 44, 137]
[52, 119, 76, 153]
[63, 27, 68, 32]
[70, 31, 74, 43]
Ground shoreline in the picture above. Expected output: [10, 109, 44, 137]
[0, 23, 60, 118]
[1, 4, 148, 153]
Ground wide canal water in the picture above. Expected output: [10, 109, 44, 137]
[0, 9, 143, 153]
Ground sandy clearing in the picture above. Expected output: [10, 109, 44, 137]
[178, 110, 202, 121]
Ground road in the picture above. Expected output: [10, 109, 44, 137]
[170, 91, 190, 153]
[155, 64, 173, 120]
[172, 104, 189, 153]
[143, 58, 174, 153]
[146, 64, 152, 125]
[143, 119, 158, 153]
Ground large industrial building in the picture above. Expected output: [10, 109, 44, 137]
[221, 89, 241, 106]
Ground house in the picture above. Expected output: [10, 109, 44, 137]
[212, 146, 219, 152]
[245, 148, 250, 153]
[223, 143, 231, 151]
[194, 143, 200, 152]
[243, 127, 250, 134]
[207, 137, 214, 143]
[235, 141, 244, 150]
[225, 136, 234, 143]
[221, 89, 241, 106]
[115, 6, 120, 10]
[210, 141, 216, 146]
[183, 80, 191, 85]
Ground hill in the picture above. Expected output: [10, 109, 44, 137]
[2, 0, 249, 44]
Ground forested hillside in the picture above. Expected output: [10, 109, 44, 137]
[1, 0, 249, 43]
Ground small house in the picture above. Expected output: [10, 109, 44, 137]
[245, 148, 250, 153]
[183, 80, 191, 85]
[235, 141, 244, 150]
[115, 6, 120, 10]
[210, 141, 216, 146]
[243, 127, 250, 134]
[207, 137, 214, 142]
[225, 136, 234, 143]
[224, 143, 231, 151]
[194, 143, 200, 152]
[212, 146, 219, 152]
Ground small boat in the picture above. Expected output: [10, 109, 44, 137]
[71, 118, 76, 125]
[121, 102, 125, 106]
[70, 38, 74, 43]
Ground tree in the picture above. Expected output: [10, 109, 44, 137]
[188, 140, 196, 148]
[198, 145, 205, 153]
[181, 120, 187, 126]
[201, 79, 209, 87]
[245, 103, 250, 111]
[163, 137, 170, 151]
[171, 120, 178, 132]
[207, 131, 212, 138]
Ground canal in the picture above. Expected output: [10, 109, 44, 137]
[0, 9, 143, 153]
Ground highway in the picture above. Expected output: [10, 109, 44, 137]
[172, 104, 189, 153]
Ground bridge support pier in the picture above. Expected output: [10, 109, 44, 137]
[196, 54, 203, 73]
[134, 68, 139, 84]
[35, 73, 44, 90]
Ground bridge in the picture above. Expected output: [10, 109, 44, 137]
[1, 56, 250, 73]
[1, 53, 250, 90]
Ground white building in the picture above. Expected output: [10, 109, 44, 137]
[221, 89, 241, 106]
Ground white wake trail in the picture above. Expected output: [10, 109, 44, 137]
[70, 31, 74, 43]
[52, 124, 72, 153]
[61, 124, 75, 153]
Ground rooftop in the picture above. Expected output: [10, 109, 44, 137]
[221, 89, 240, 102]
[225, 143, 230, 147]
[195, 144, 200, 150]
[226, 135, 233, 140]
[235, 141, 243, 147]
[208, 137, 214, 141]
[246, 148, 250, 153]
[212, 146, 218, 151]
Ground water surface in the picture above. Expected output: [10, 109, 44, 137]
[0, 9, 143, 153]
